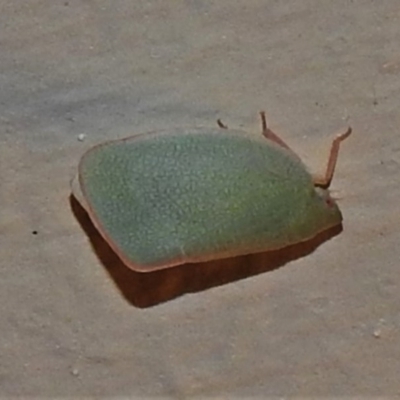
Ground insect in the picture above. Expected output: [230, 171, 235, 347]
[72, 112, 351, 272]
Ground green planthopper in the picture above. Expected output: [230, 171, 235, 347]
[72, 112, 351, 272]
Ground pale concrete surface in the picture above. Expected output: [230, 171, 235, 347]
[1, 1, 400, 397]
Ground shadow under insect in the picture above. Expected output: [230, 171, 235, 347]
[70, 194, 342, 308]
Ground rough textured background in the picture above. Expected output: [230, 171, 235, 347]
[1, 1, 399, 397]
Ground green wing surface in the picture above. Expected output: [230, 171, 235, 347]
[79, 128, 341, 270]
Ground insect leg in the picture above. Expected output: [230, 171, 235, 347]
[259, 111, 297, 155]
[313, 127, 352, 188]
[217, 119, 228, 129]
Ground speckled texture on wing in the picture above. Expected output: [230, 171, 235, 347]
[79, 128, 342, 271]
